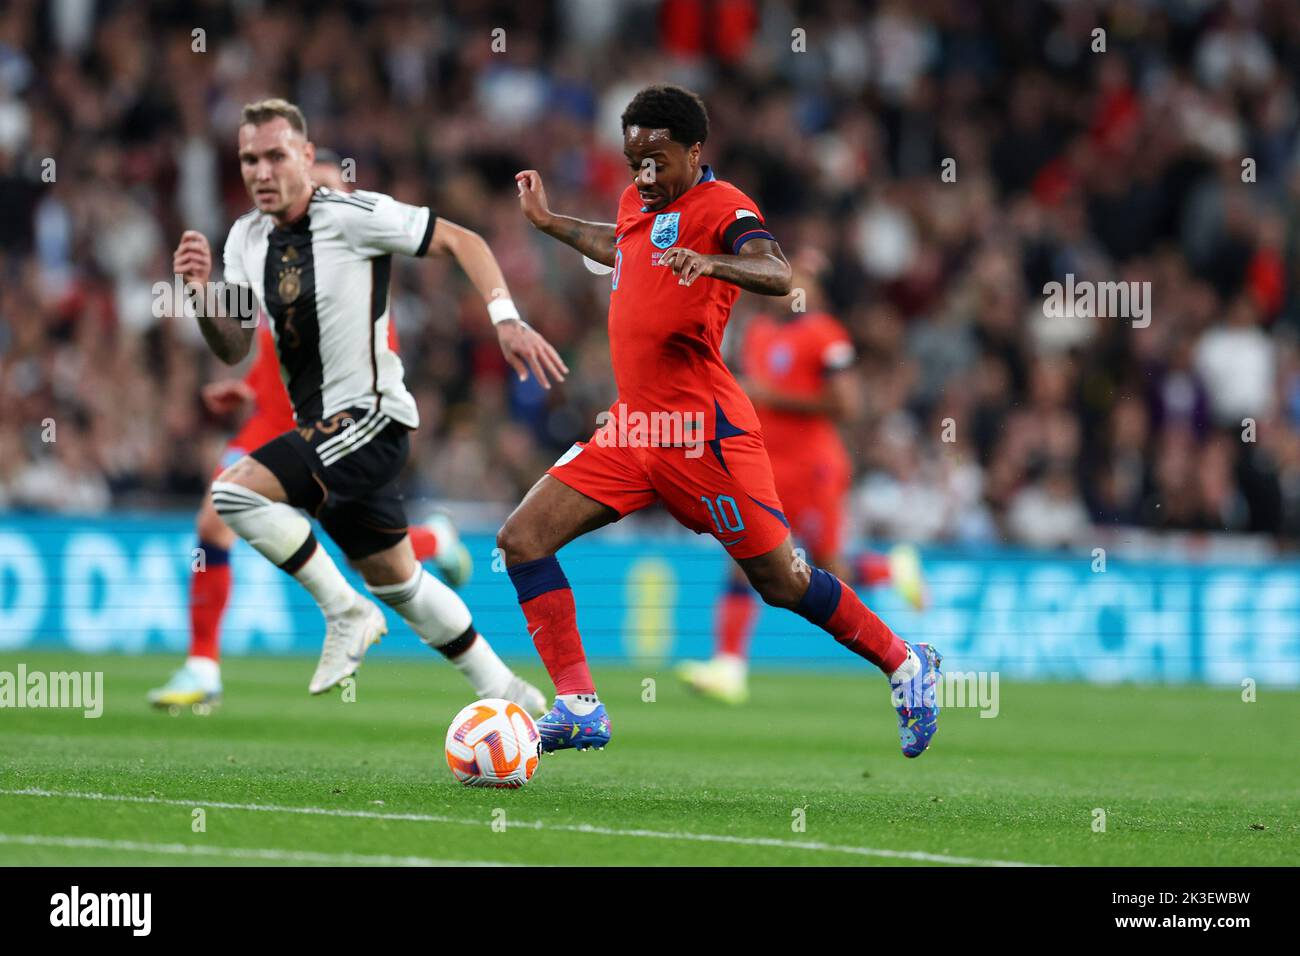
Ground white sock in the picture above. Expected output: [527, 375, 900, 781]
[447, 637, 515, 699]
[889, 645, 920, 684]
[295, 547, 357, 618]
[211, 481, 311, 562]
[370, 567, 518, 697]
[559, 692, 600, 716]
[210, 481, 357, 617]
[369, 566, 472, 648]
[185, 656, 221, 685]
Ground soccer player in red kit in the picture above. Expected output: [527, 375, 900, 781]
[147, 156, 469, 710]
[680, 251, 928, 704]
[505, 85, 942, 757]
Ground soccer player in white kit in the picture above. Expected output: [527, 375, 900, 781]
[172, 99, 564, 710]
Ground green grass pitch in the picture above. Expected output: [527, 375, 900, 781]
[1, 650, 1295, 866]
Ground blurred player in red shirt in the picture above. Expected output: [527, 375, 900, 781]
[505, 85, 942, 758]
[148, 155, 468, 710]
[679, 250, 927, 704]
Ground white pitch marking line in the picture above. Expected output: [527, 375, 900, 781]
[0, 787, 1045, 867]
[0, 832, 519, 867]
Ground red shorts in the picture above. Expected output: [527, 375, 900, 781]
[771, 453, 850, 560]
[547, 430, 790, 559]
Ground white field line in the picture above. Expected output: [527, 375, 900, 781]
[0, 787, 1045, 867]
[0, 832, 518, 866]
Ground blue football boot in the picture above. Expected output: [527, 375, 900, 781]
[890, 642, 942, 758]
[537, 698, 612, 753]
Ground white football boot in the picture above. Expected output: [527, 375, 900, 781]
[148, 657, 222, 710]
[677, 655, 749, 705]
[309, 597, 388, 694]
[502, 674, 548, 718]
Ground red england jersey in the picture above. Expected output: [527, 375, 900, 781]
[608, 166, 775, 441]
[742, 311, 854, 463]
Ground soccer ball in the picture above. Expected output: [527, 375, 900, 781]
[444, 698, 541, 788]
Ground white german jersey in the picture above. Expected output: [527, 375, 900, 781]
[222, 187, 434, 430]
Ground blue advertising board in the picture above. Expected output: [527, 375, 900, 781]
[0, 514, 1296, 686]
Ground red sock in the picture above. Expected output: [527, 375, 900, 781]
[855, 552, 892, 588]
[796, 568, 907, 674]
[518, 588, 595, 695]
[829, 582, 907, 672]
[716, 585, 758, 658]
[508, 556, 595, 695]
[408, 524, 438, 562]
[189, 558, 231, 662]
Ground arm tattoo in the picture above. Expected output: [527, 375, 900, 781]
[541, 216, 617, 266]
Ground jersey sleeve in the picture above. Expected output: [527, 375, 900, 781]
[222, 220, 250, 287]
[713, 187, 775, 255]
[334, 189, 436, 258]
[818, 319, 855, 375]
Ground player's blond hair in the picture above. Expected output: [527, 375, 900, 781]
[240, 98, 307, 139]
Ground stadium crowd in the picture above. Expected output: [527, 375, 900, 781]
[2, 0, 1300, 549]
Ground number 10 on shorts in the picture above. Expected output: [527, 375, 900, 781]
[701, 494, 744, 534]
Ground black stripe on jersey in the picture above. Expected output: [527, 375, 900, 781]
[263, 215, 324, 423]
[369, 254, 392, 414]
[722, 215, 774, 254]
[342, 189, 376, 208]
[415, 210, 436, 257]
[313, 185, 375, 206]
[312, 190, 376, 212]
[313, 196, 375, 213]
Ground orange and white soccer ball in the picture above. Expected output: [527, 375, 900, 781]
[444, 698, 541, 788]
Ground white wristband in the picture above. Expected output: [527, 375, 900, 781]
[487, 298, 521, 325]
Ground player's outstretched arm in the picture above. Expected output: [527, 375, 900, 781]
[515, 170, 616, 266]
[174, 230, 255, 364]
[660, 239, 793, 296]
[426, 216, 569, 389]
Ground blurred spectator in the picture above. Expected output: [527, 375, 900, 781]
[1194, 294, 1276, 427]
[0, 0, 1296, 551]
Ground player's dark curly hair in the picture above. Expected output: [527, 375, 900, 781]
[621, 85, 709, 146]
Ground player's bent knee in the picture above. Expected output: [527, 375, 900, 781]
[214, 456, 288, 502]
[210, 481, 311, 565]
[213, 457, 252, 486]
[496, 519, 541, 565]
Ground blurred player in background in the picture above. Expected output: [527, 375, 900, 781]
[167, 100, 559, 712]
[679, 249, 927, 704]
[505, 84, 942, 758]
[149, 150, 472, 710]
